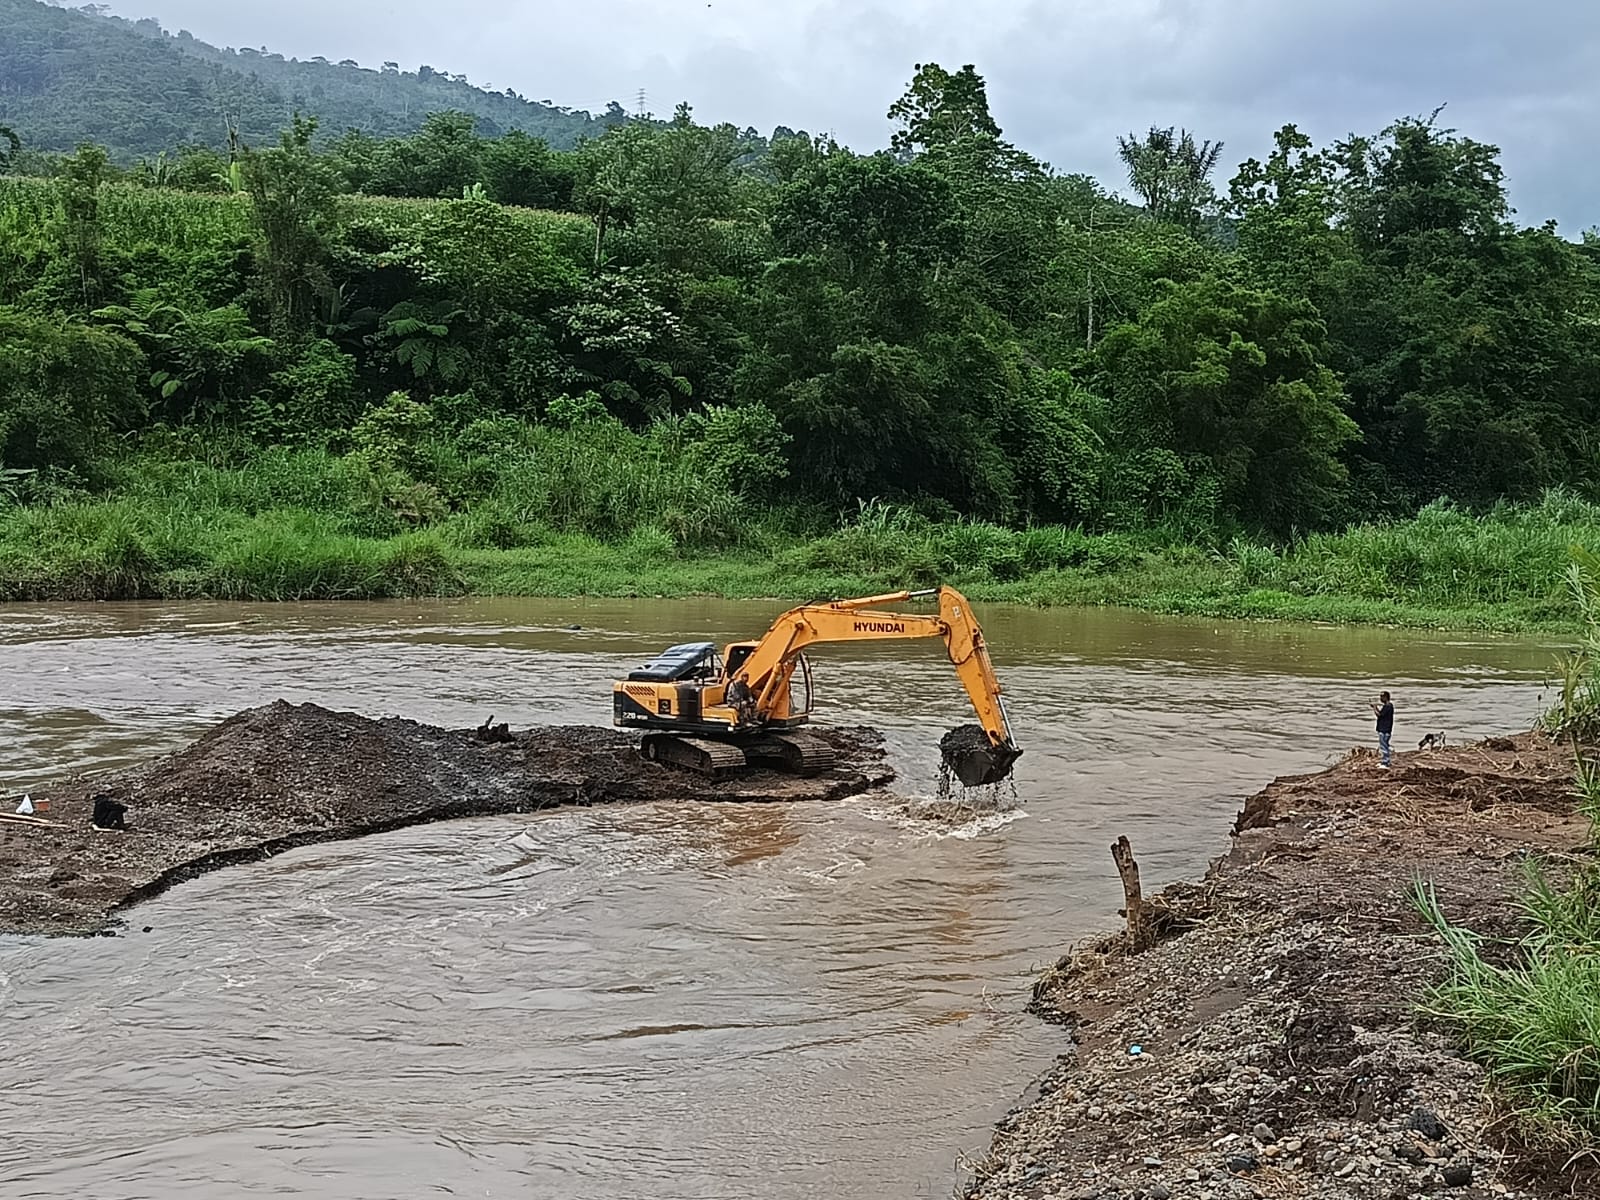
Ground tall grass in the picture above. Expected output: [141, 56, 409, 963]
[1, 434, 1598, 624]
[97, 184, 253, 251]
[1223, 493, 1600, 613]
[0, 177, 595, 279]
[1543, 548, 1600, 739]
[1415, 549, 1600, 1157]
[1416, 862, 1600, 1152]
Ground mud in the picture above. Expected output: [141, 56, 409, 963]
[0, 701, 893, 937]
[937, 722, 1021, 791]
[971, 734, 1592, 1200]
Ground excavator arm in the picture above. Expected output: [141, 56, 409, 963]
[730, 586, 1021, 785]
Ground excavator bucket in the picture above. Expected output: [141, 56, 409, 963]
[939, 725, 1023, 787]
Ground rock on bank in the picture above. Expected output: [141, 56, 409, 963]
[970, 735, 1590, 1200]
[0, 701, 893, 936]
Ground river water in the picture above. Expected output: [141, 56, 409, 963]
[0, 600, 1562, 1200]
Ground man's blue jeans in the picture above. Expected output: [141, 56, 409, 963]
[1378, 730, 1392, 766]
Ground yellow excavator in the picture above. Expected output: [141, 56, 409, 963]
[611, 586, 1021, 786]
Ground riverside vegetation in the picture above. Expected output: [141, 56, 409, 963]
[4, 21, 1600, 627]
[1412, 552, 1600, 1162]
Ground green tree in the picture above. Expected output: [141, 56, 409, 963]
[1096, 277, 1358, 533]
[1116, 126, 1224, 228]
[554, 273, 692, 420]
[92, 291, 275, 421]
[481, 130, 574, 209]
[919, 133, 1054, 324]
[241, 116, 341, 335]
[888, 63, 1001, 158]
[770, 149, 957, 339]
[373, 299, 469, 387]
[0, 126, 19, 174]
[1322, 117, 1597, 507]
[1228, 124, 1350, 302]
[55, 143, 108, 311]
[355, 111, 485, 199]
[572, 106, 747, 270]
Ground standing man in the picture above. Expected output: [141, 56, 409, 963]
[1371, 691, 1395, 769]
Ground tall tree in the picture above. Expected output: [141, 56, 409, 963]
[240, 115, 341, 335]
[55, 143, 109, 311]
[1116, 126, 1224, 228]
[888, 63, 1000, 158]
[1096, 277, 1358, 534]
[572, 105, 747, 270]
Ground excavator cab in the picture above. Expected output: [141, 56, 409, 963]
[627, 642, 720, 684]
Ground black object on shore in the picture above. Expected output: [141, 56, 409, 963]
[474, 715, 514, 744]
[91, 796, 128, 830]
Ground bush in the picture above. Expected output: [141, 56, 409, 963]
[265, 339, 360, 438]
[0, 309, 144, 474]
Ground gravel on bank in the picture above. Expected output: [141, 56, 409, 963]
[0, 701, 893, 936]
[968, 734, 1591, 1200]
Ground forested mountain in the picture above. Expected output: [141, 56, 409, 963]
[0, 0, 612, 156]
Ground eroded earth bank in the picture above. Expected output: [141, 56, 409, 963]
[968, 735, 1589, 1200]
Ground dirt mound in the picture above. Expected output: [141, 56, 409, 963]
[971, 732, 1590, 1200]
[0, 701, 893, 936]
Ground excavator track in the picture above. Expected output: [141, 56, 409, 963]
[639, 734, 748, 779]
[746, 732, 837, 777]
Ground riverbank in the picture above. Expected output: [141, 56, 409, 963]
[0, 483, 1591, 632]
[969, 733, 1591, 1200]
[0, 701, 892, 936]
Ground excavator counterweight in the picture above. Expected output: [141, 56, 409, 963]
[611, 586, 1021, 786]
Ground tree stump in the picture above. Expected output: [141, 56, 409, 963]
[1112, 835, 1155, 952]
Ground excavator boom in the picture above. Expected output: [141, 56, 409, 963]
[731, 586, 1020, 785]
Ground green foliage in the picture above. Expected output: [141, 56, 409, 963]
[1544, 547, 1600, 741]
[1416, 875, 1600, 1152]
[55, 143, 108, 310]
[888, 63, 1001, 158]
[375, 300, 468, 385]
[1116, 126, 1225, 228]
[242, 116, 341, 334]
[351, 392, 437, 474]
[1096, 277, 1358, 534]
[572, 108, 754, 269]
[1417, 562, 1600, 1153]
[676, 402, 790, 500]
[92, 290, 274, 419]
[4, 58, 1600, 619]
[263, 339, 360, 437]
[0, 308, 143, 473]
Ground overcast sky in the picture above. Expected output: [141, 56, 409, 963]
[106, 0, 1600, 231]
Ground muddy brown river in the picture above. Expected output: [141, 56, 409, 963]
[0, 600, 1561, 1199]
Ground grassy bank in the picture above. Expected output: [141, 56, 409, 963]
[0, 447, 1594, 631]
[1413, 556, 1600, 1156]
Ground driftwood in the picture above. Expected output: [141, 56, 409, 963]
[1112, 835, 1156, 953]
[0, 811, 59, 827]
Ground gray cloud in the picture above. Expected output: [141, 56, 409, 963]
[110, 0, 1600, 229]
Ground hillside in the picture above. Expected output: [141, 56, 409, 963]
[0, 0, 613, 156]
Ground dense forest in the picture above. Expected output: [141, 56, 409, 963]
[0, 0, 618, 154]
[1, 43, 1598, 624]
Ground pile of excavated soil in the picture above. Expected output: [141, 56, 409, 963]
[969, 734, 1592, 1200]
[0, 701, 893, 936]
